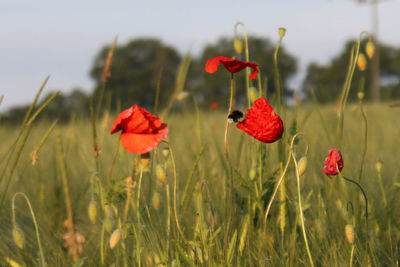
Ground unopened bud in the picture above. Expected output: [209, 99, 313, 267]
[249, 167, 257, 180]
[234, 37, 243, 54]
[297, 157, 307, 177]
[88, 200, 98, 224]
[249, 87, 259, 104]
[156, 164, 168, 185]
[357, 53, 367, 71]
[366, 41, 375, 59]
[176, 91, 189, 101]
[376, 160, 383, 173]
[358, 92, 364, 100]
[12, 227, 24, 249]
[109, 228, 122, 249]
[104, 217, 113, 233]
[345, 224, 355, 244]
[278, 27, 286, 39]
[152, 192, 161, 210]
[162, 147, 169, 158]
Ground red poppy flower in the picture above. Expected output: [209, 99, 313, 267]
[323, 148, 344, 175]
[209, 101, 219, 109]
[205, 56, 259, 79]
[236, 97, 284, 143]
[110, 105, 168, 154]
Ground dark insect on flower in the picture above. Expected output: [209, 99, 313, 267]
[227, 110, 244, 123]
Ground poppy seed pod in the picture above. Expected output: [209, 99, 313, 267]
[248, 87, 259, 104]
[376, 160, 383, 173]
[234, 37, 243, 54]
[366, 41, 375, 59]
[358, 92, 364, 100]
[109, 228, 122, 249]
[249, 167, 257, 180]
[345, 224, 355, 244]
[12, 227, 24, 249]
[357, 54, 367, 71]
[297, 157, 307, 177]
[152, 192, 161, 210]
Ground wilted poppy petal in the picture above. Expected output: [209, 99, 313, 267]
[205, 56, 259, 80]
[323, 148, 344, 175]
[237, 98, 283, 143]
[120, 126, 168, 154]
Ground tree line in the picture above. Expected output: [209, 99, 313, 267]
[2, 36, 400, 122]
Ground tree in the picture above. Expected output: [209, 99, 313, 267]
[90, 38, 181, 110]
[188, 36, 297, 107]
[303, 40, 400, 103]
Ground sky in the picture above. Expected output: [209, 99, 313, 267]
[1, 0, 400, 111]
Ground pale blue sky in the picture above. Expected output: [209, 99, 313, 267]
[1, 0, 399, 111]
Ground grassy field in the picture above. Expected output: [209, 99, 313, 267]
[0, 101, 399, 266]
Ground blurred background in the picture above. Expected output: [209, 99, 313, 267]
[1, 0, 400, 121]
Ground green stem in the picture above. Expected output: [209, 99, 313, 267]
[135, 167, 144, 266]
[12, 192, 46, 267]
[235, 22, 250, 108]
[224, 74, 235, 258]
[291, 153, 314, 267]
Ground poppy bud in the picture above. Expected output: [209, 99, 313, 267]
[366, 41, 375, 59]
[249, 167, 257, 180]
[278, 27, 286, 39]
[345, 224, 355, 244]
[152, 192, 161, 210]
[297, 157, 307, 177]
[176, 91, 189, 101]
[156, 164, 168, 184]
[358, 92, 364, 100]
[162, 147, 169, 158]
[104, 217, 113, 233]
[357, 54, 367, 71]
[109, 228, 122, 249]
[376, 160, 383, 173]
[12, 227, 24, 249]
[323, 148, 343, 175]
[234, 37, 243, 54]
[249, 87, 259, 104]
[88, 200, 98, 224]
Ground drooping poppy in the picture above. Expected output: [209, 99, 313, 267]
[110, 105, 168, 154]
[323, 148, 344, 175]
[236, 97, 283, 143]
[205, 56, 259, 79]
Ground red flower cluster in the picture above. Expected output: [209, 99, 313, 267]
[323, 148, 344, 175]
[237, 97, 284, 143]
[205, 56, 259, 79]
[110, 105, 168, 154]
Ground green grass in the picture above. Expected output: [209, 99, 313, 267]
[0, 103, 399, 266]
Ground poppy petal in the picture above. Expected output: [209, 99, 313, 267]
[236, 98, 284, 143]
[120, 125, 168, 154]
[205, 56, 259, 80]
[110, 106, 134, 134]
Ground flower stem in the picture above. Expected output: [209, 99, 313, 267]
[291, 153, 314, 267]
[12, 192, 46, 267]
[224, 73, 235, 258]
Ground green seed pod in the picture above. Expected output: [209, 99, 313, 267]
[345, 224, 355, 244]
[88, 200, 98, 224]
[297, 157, 307, 177]
[104, 217, 113, 233]
[12, 227, 24, 249]
[156, 164, 168, 185]
[366, 41, 375, 59]
[109, 228, 122, 249]
[234, 37, 243, 54]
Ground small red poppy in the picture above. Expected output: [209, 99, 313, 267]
[110, 105, 168, 154]
[209, 101, 219, 109]
[205, 56, 259, 79]
[323, 148, 344, 175]
[236, 97, 284, 143]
